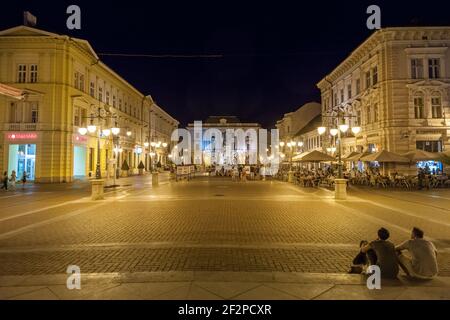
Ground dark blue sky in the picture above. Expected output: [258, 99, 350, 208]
[1, 0, 450, 127]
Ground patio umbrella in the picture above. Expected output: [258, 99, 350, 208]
[298, 150, 336, 162]
[342, 151, 361, 161]
[360, 150, 409, 163]
[360, 150, 409, 175]
[346, 151, 371, 162]
[402, 150, 441, 162]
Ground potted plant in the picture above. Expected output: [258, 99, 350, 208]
[121, 160, 129, 177]
[138, 161, 145, 175]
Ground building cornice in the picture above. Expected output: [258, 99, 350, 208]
[317, 27, 450, 90]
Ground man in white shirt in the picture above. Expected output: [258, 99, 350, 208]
[396, 227, 438, 279]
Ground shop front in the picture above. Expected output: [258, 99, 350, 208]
[73, 134, 88, 179]
[5, 132, 39, 181]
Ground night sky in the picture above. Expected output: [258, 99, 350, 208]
[1, 0, 450, 127]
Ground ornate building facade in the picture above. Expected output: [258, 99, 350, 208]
[0, 25, 178, 183]
[317, 27, 450, 171]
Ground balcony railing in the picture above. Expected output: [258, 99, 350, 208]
[4, 123, 38, 131]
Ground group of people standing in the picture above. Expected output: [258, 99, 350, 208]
[1, 170, 28, 191]
[350, 227, 439, 280]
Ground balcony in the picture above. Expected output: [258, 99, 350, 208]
[3, 123, 38, 131]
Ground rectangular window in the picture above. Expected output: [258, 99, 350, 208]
[98, 87, 103, 102]
[340, 89, 344, 103]
[428, 59, 440, 79]
[106, 91, 110, 105]
[414, 97, 425, 119]
[30, 64, 38, 83]
[74, 106, 80, 126]
[416, 141, 442, 153]
[367, 105, 372, 124]
[365, 71, 371, 89]
[333, 93, 337, 106]
[113, 95, 116, 107]
[74, 72, 79, 89]
[17, 64, 27, 83]
[431, 97, 442, 118]
[356, 110, 361, 126]
[31, 103, 39, 123]
[79, 74, 84, 92]
[411, 59, 423, 79]
[119, 98, 122, 111]
[372, 66, 378, 85]
[373, 103, 378, 122]
[89, 81, 95, 98]
[9, 102, 19, 122]
[90, 82, 95, 97]
[355, 79, 361, 95]
[347, 84, 352, 100]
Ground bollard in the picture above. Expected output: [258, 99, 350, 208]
[91, 179, 105, 200]
[334, 178, 347, 200]
[152, 171, 159, 187]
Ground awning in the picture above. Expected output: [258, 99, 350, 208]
[295, 150, 336, 162]
[402, 150, 441, 162]
[360, 150, 409, 163]
[342, 151, 360, 161]
[345, 152, 371, 162]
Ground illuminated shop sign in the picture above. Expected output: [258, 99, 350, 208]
[6, 132, 38, 140]
[73, 134, 88, 144]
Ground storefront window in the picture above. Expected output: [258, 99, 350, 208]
[416, 141, 442, 153]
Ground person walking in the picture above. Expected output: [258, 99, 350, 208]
[21, 171, 28, 189]
[396, 227, 438, 279]
[1, 171, 8, 191]
[9, 170, 17, 191]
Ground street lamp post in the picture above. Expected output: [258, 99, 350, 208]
[78, 106, 121, 199]
[317, 112, 360, 200]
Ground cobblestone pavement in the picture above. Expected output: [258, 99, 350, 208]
[0, 174, 449, 277]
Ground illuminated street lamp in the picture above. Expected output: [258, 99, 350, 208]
[317, 111, 360, 200]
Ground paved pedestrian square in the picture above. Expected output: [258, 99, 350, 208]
[0, 174, 450, 299]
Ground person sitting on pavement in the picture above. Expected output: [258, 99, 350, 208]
[396, 227, 438, 280]
[349, 240, 370, 274]
[360, 227, 399, 279]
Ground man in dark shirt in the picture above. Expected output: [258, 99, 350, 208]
[361, 227, 399, 279]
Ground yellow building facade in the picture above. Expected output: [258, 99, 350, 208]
[0, 26, 178, 183]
